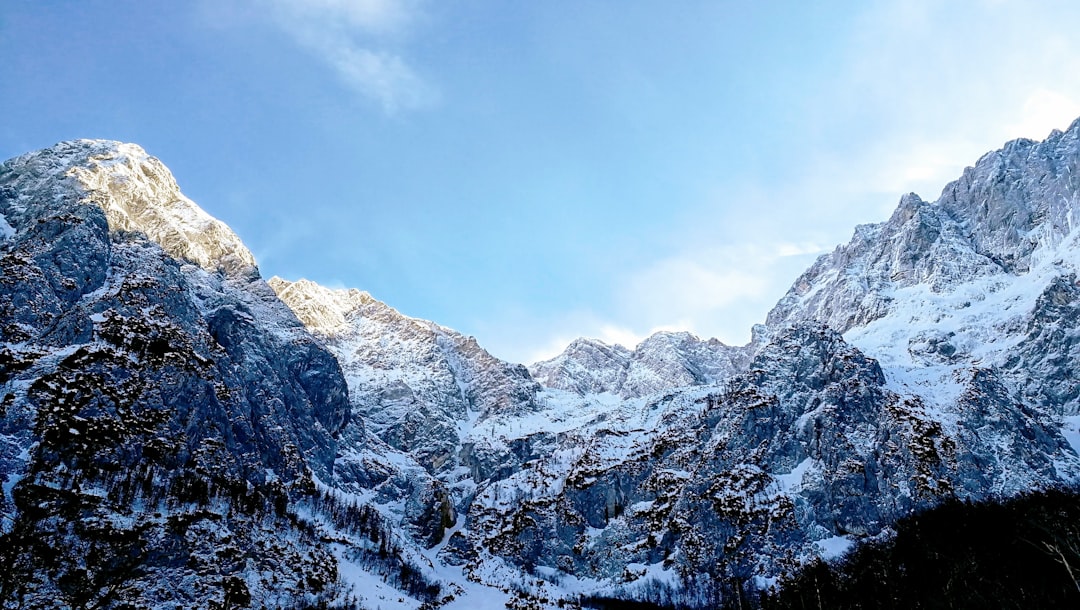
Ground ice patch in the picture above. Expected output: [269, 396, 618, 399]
[0, 213, 14, 240]
[814, 535, 854, 560]
[1062, 415, 1080, 456]
[773, 457, 813, 493]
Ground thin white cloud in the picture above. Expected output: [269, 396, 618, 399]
[622, 256, 768, 320]
[1004, 89, 1080, 141]
[609, 243, 828, 348]
[775, 242, 827, 258]
[275, 0, 418, 35]
[512, 2, 1080, 367]
[265, 0, 436, 113]
[791, 1, 1080, 207]
[320, 43, 435, 112]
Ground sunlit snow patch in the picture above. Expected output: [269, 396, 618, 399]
[814, 535, 854, 560]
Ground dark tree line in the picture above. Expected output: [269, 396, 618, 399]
[763, 488, 1080, 610]
[583, 488, 1080, 610]
[306, 488, 443, 603]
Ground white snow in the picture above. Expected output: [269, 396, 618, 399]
[0, 213, 14, 240]
[1062, 415, 1080, 455]
[332, 545, 422, 610]
[773, 458, 813, 493]
[814, 535, 854, 560]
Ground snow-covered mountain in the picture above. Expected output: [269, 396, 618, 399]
[529, 331, 751, 399]
[0, 141, 352, 608]
[5, 119, 1080, 608]
[766, 122, 1080, 423]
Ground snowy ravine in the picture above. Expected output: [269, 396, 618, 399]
[3, 119, 1080, 608]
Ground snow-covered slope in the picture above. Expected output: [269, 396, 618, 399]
[766, 121, 1080, 419]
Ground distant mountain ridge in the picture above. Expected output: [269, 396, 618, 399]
[528, 331, 751, 398]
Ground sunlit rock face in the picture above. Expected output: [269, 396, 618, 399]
[269, 276, 542, 476]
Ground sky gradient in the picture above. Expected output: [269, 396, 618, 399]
[3, 1, 1080, 363]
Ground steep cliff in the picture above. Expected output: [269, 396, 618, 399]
[0, 141, 352, 609]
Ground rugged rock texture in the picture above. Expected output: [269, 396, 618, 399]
[766, 122, 1080, 381]
[0, 141, 351, 609]
[265, 119, 1080, 606]
[269, 278, 540, 473]
[468, 324, 1078, 598]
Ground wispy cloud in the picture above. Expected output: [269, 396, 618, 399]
[832, 0, 1080, 198]
[265, 0, 436, 113]
[506, 1, 1080, 366]
[613, 243, 827, 345]
[1005, 89, 1080, 141]
[496, 241, 829, 365]
[275, 0, 418, 34]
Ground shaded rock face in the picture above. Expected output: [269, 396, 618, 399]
[0, 141, 349, 609]
[1005, 274, 1080, 415]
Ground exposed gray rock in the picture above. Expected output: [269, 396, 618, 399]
[269, 277, 541, 476]
[0, 140, 350, 609]
[469, 324, 1079, 590]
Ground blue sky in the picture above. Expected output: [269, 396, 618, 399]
[4, 1, 1080, 363]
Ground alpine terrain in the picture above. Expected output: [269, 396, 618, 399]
[4, 118, 1080, 608]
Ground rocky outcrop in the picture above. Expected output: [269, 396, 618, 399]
[766, 120, 1080, 357]
[469, 324, 1079, 594]
[0, 141, 350, 609]
[269, 278, 541, 476]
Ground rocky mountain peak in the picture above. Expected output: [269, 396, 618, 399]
[266, 276, 375, 336]
[2, 139, 257, 277]
[528, 337, 632, 396]
[7, 118, 1080, 607]
[270, 276, 542, 474]
[766, 120, 1080, 343]
[530, 328, 750, 398]
[0, 140, 355, 608]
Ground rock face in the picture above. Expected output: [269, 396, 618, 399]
[764, 121, 1080, 425]
[268, 278, 541, 474]
[435, 119, 1080, 601]
[5, 119, 1080, 608]
[469, 324, 1077, 599]
[0, 141, 350, 609]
